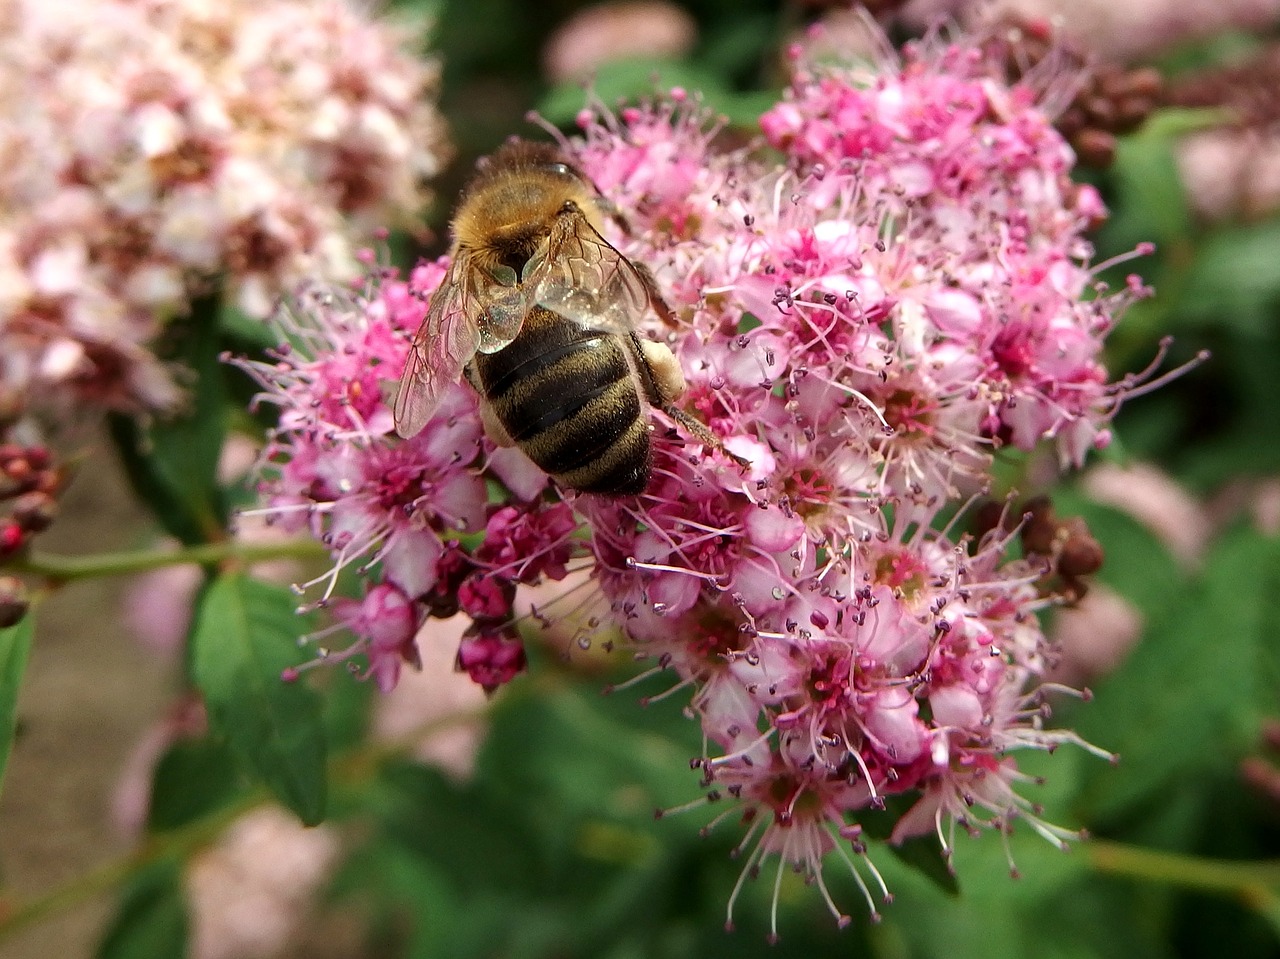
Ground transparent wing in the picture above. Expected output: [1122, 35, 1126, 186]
[523, 208, 650, 333]
[472, 279, 528, 355]
[393, 262, 481, 438]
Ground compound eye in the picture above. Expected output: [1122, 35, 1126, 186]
[547, 162, 574, 178]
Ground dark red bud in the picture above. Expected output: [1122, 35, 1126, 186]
[458, 573, 516, 622]
[1019, 496, 1058, 557]
[0, 575, 29, 628]
[1125, 67, 1164, 100]
[1058, 517, 1104, 578]
[1074, 129, 1117, 169]
[456, 627, 527, 694]
[3, 459, 31, 485]
[12, 492, 58, 533]
[23, 446, 50, 471]
[0, 521, 25, 558]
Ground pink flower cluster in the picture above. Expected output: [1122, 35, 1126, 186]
[0, 0, 446, 413]
[241, 28, 1152, 937]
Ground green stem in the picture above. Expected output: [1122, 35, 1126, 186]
[9, 538, 329, 584]
[1087, 840, 1280, 913]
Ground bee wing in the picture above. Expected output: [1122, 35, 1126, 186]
[523, 208, 650, 333]
[472, 279, 528, 354]
[393, 262, 482, 438]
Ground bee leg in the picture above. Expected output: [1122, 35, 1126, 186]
[637, 338, 686, 405]
[633, 261, 679, 328]
[639, 339, 750, 469]
[665, 403, 728, 451]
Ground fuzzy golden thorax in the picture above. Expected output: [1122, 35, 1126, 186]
[450, 140, 606, 280]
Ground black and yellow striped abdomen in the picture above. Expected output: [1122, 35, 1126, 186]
[469, 307, 654, 495]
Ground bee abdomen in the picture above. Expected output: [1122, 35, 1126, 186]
[478, 327, 652, 495]
[529, 387, 651, 495]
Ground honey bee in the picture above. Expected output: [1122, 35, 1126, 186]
[394, 139, 717, 495]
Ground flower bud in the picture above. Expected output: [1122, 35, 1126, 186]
[0, 576, 29, 628]
[422, 545, 476, 620]
[0, 521, 25, 559]
[456, 627, 527, 694]
[457, 573, 517, 623]
[1058, 517, 1105, 579]
[12, 491, 58, 533]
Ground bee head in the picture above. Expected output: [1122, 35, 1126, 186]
[453, 138, 604, 275]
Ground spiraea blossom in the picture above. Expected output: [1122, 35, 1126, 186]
[238, 24, 1163, 938]
[0, 0, 446, 413]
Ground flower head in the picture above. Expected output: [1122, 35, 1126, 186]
[240, 21, 1160, 937]
[0, 0, 446, 414]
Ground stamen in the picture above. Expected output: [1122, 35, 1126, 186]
[725, 819, 768, 932]
[626, 556, 727, 585]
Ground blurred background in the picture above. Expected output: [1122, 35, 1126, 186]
[1, 1, 1279, 957]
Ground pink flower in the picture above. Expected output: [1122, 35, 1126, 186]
[541, 1, 698, 83]
[233, 270, 491, 684]
[757, 34, 1149, 469]
[331, 583, 419, 693]
[0, 0, 446, 414]
[239, 20, 1166, 936]
[476, 503, 579, 584]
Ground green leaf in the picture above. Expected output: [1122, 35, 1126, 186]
[324, 665, 376, 753]
[96, 858, 189, 959]
[1154, 29, 1271, 75]
[147, 737, 246, 832]
[0, 615, 33, 801]
[1179, 220, 1280, 333]
[1076, 526, 1280, 822]
[109, 295, 230, 545]
[887, 835, 960, 898]
[191, 574, 327, 824]
[1107, 119, 1195, 253]
[480, 684, 699, 821]
[698, 12, 775, 79]
[714, 89, 784, 131]
[374, 759, 543, 895]
[538, 58, 729, 126]
[217, 302, 277, 352]
[1136, 106, 1231, 140]
[388, 0, 443, 19]
[1253, 531, 1280, 718]
[1259, 894, 1280, 945]
[335, 838, 465, 959]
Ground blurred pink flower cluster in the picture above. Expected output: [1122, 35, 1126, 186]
[187, 806, 341, 959]
[0, 0, 446, 413]
[239, 26, 1154, 934]
[902, 0, 1280, 61]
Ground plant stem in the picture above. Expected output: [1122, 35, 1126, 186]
[1086, 839, 1280, 914]
[10, 538, 328, 584]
